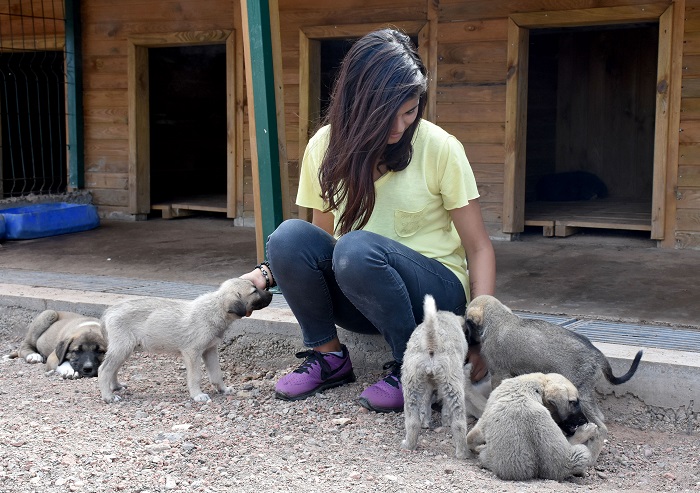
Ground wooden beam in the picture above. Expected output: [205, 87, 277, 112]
[226, 33, 237, 219]
[503, 18, 528, 233]
[651, 4, 673, 240]
[240, 0, 284, 261]
[662, 0, 686, 247]
[268, 0, 290, 221]
[234, 5, 246, 219]
[297, 30, 320, 222]
[127, 41, 150, 215]
[510, 4, 666, 29]
[422, 0, 438, 123]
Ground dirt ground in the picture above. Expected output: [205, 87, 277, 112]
[0, 320, 698, 493]
[1, 215, 699, 491]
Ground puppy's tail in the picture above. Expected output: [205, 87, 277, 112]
[604, 349, 643, 385]
[422, 294, 438, 359]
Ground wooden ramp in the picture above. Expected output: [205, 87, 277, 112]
[524, 199, 652, 237]
[151, 194, 227, 219]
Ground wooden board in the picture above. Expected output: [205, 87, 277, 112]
[152, 194, 227, 219]
[524, 199, 652, 237]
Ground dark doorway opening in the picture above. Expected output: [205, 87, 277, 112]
[148, 44, 227, 212]
[320, 39, 353, 121]
[525, 23, 658, 236]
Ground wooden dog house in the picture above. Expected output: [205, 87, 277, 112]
[2, 0, 699, 252]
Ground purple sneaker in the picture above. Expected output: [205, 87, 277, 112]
[358, 361, 403, 413]
[275, 345, 356, 401]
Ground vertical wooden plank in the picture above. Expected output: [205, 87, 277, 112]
[652, 5, 672, 240]
[127, 42, 150, 215]
[269, 0, 290, 220]
[297, 30, 320, 222]
[226, 32, 237, 218]
[65, 0, 84, 190]
[503, 18, 528, 233]
[234, 3, 246, 218]
[661, 0, 686, 246]
[240, 0, 284, 261]
[422, 0, 438, 123]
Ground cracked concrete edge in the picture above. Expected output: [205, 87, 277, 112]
[1, 282, 698, 426]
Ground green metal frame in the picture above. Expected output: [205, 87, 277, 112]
[65, 0, 84, 189]
[245, 0, 284, 244]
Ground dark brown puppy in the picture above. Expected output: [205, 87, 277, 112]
[6, 310, 106, 378]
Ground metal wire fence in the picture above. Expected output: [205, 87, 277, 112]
[0, 0, 66, 198]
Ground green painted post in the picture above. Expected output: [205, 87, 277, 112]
[65, 0, 84, 189]
[246, 0, 284, 241]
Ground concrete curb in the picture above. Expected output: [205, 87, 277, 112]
[0, 282, 697, 433]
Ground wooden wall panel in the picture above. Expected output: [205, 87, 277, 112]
[81, 0, 237, 217]
[74, 0, 699, 246]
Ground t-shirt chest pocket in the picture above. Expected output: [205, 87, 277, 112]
[394, 207, 427, 237]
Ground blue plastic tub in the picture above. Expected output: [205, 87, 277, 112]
[0, 203, 100, 240]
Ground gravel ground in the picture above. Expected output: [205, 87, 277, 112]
[1, 307, 698, 493]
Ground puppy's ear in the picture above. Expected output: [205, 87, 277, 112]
[54, 338, 72, 364]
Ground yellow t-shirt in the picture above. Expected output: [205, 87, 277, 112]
[296, 119, 480, 299]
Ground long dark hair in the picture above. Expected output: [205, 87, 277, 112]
[320, 29, 428, 235]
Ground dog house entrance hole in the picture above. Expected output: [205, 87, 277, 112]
[149, 44, 227, 217]
[524, 23, 658, 237]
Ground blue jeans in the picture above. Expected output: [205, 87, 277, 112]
[266, 219, 467, 362]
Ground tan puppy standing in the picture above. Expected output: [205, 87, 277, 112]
[467, 372, 604, 481]
[466, 294, 643, 438]
[5, 310, 106, 378]
[98, 278, 272, 403]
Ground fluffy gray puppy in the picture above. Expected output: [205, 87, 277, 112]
[98, 278, 272, 403]
[466, 294, 642, 437]
[401, 295, 486, 459]
[467, 372, 604, 481]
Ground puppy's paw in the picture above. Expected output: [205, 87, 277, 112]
[25, 353, 43, 364]
[455, 447, 472, 460]
[56, 361, 80, 379]
[102, 394, 122, 404]
[193, 393, 211, 402]
[400, 439, 415, 450]
[574, 423, 598, 441]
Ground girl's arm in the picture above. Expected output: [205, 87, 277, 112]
[450, 198, 496, 382]
[312, 209, 335, 235]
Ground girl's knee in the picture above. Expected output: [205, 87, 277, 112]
[334, 231, 376, 281]
[268, 219, 311, 257]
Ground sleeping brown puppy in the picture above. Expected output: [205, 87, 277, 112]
[6, 309, 106, 378]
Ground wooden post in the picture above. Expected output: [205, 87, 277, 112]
[240, 0, 285, 261]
